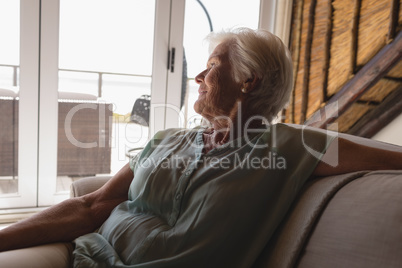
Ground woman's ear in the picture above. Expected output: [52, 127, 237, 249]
[242, 74, 260, 93]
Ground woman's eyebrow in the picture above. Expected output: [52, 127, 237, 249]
[207, 55, 219, 64]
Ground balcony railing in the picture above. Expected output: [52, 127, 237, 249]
[0, 64, 151, 98]
[59, 68, 151, 98]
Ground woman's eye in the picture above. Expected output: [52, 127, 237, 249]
[206, 62, 216, 71]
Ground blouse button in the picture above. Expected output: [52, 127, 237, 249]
[175, 193, 182, 200]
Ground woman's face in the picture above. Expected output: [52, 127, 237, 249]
[193, 40, 243, 122]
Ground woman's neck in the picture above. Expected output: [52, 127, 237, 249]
[202, 115, 264, 154]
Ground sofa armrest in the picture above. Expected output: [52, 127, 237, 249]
[69, 176, 112, 198]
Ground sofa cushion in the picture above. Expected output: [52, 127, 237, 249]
[0, 87, 18, 98]
[70, 176, 112, 198]
[297, 170, 402, 268]
[0, 243, 73, 268]
[58, 91, 97, 101]
[252, 171, 369, 267]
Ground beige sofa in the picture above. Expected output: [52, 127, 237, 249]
[70, 170, 402, 267]
[253, 169, 402, 267]
[68, 169, 402, 268]
[0, 133, 401, 267]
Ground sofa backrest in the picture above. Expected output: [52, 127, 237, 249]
[253, 170, 402, 268]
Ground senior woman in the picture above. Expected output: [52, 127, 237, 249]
[0, 28, 401, 267]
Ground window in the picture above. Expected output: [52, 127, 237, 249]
[0, 0, 20, 198]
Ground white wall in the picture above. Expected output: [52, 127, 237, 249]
[372, 113, 402, 146]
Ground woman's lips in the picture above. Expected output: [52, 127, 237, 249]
[198, 88, 207, 95]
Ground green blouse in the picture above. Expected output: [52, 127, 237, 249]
[73, 123, 335, 267]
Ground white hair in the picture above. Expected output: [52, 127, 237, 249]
[205, 28, 293, 122]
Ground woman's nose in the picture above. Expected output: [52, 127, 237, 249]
[195, 70, 206, 84]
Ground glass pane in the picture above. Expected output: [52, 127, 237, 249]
[0, 0, 20, 195]
[182, 0, 260, 128]
[56, 0, 154, 193]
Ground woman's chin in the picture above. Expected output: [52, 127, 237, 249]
[193, 101, 203, 115]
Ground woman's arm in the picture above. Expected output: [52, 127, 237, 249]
[0, 163, 134, 252]
[313, 137, 402, 177]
